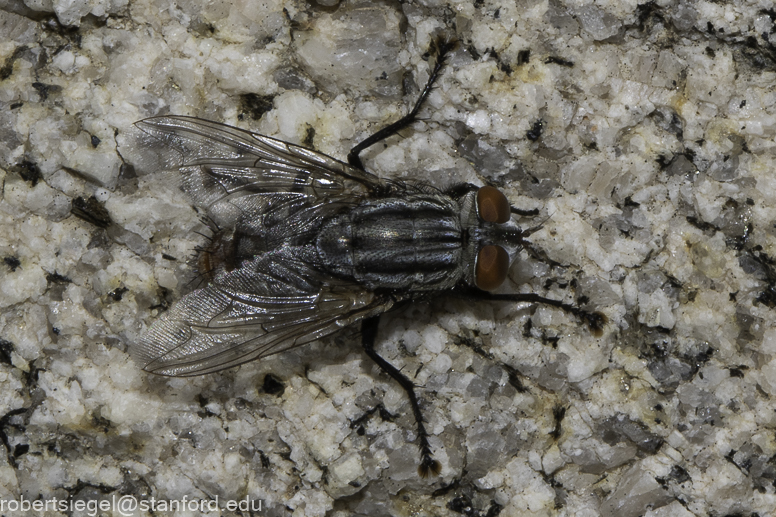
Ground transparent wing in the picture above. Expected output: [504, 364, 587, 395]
[135, 115, 383, 211]
[132, 116, 392, 376]
[134, 253, 394, 376]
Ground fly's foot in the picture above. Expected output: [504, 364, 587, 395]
[413, 400, 441, 477]
[581, 310, 607, 337]
[428, 34, 458, 66]
[563, 305, 607, 337]
[418, 456, 442, 478]
[418, 437, 442, 478]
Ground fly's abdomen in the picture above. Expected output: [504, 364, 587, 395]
[316, 197, 464, 290]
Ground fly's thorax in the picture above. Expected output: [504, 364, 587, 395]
[315, 214, 354, 277]
[316, 195, 466, 291]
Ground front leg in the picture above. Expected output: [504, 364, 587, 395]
[360, 316, 441, 477]
[454, 288, 606, 336]
[347, 37, 457, 171]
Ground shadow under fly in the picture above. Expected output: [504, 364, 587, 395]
[131, 38, 605, 477]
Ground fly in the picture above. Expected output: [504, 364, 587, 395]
[132, 38, 605, 477]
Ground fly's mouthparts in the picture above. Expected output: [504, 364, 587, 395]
[493, 225, 533, 246]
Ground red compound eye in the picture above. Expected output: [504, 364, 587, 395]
[476, 186, 511, 223]
[475, 245, 509, 291]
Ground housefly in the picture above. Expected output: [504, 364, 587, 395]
[132, 39, 605, 477]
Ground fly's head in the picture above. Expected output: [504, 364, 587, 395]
[461, 186, 535, 292]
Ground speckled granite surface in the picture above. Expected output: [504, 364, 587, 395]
[1, 0, 776, 515]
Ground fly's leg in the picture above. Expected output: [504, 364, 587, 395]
[457, 290, 606, 336]
[347, 38, 457, 170]
[511, 207, 540, 217]
[360, 316, 441, 477]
